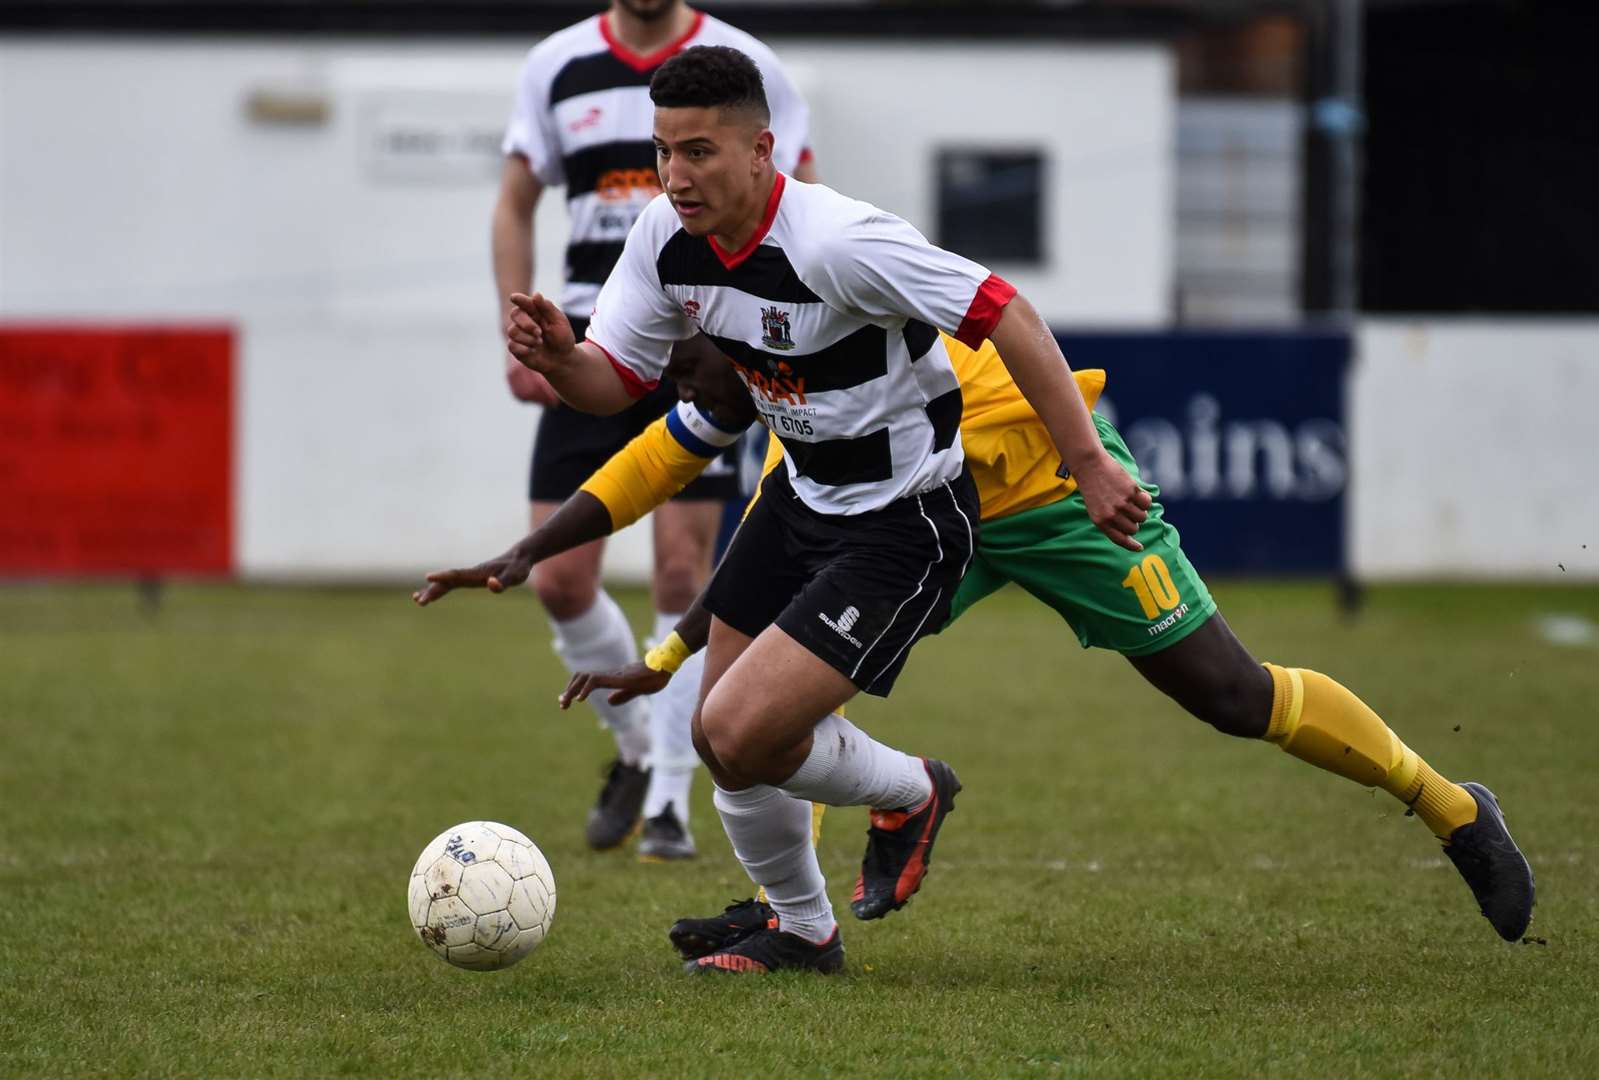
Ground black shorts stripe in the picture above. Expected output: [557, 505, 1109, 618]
[708, 324, 889, 396]
[566, 240, 626, 287]
[655, 230, 824, 304]
[562, 140, 659, 200]
[783, 427, 893, 487]
[854, 482, 976, 690]
[549, 53, 653, 107]
[702, 468, 979, 697]
[925, 386, 963, 452]
[903, 319, 938, 360]
[852, 518, 944, 684]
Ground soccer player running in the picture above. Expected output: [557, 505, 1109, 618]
[420, 332, 1537, 957]
[493, 0, 814, 857]
[495, 45, 1151, 974]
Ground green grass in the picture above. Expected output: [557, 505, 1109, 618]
[3, 580, 1597, 1078]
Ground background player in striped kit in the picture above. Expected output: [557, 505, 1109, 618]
[501, 45, 1152, 974]
[492, 0, 815, 857]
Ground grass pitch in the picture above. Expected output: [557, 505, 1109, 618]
[3, 580, 1597, 1078]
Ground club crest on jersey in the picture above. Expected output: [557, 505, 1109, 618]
[681, 299, 701, 321]
[760, 306, 796, 351]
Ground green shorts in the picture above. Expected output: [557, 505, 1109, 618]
[948, 413, 1216, 657]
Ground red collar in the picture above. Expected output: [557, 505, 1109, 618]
[598, 10, 706, 74]
[709, 173, 786, 270]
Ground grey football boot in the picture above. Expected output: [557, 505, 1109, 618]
[1442, 782, 1535, 941]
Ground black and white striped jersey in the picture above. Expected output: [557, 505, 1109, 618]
[502, 12, 811, 318]
[585, 174, 1017, 515]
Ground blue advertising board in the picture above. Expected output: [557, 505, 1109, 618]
[1054, 329, 1351, 576]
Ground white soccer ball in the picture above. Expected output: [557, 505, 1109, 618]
[407, 821, 556, 971]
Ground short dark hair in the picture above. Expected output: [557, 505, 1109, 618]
[650, 45, 770, 125]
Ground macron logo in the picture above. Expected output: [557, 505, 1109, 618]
[1146, 601, 1192, 637]
[818, 606, 863, 648]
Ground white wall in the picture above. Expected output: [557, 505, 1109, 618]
[0, 34, 1174, 580]
[786, 41, 1173, 324]
[0, 39, 552, 578]
[1352, 320, 1599, 580]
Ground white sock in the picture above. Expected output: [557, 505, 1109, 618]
[779, 712, 931, 811]
[548, 590, 650, 766]
[642, 612, 700, 822]
[713, 783, 835, 944]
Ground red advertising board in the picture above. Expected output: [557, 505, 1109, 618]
[0, 326, 233, 576]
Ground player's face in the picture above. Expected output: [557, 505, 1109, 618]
[613, 0, 678, 22]
[665, 339, 757, 425]
[654, 106, 774, 239]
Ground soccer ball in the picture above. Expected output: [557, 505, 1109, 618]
[407, 821, 556, 971]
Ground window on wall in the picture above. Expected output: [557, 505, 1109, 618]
[935, 148, 1045, 266]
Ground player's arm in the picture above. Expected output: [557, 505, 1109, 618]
[558, 431, 773, 704]
[413, 398, 741, 606]
[559, 577, 715, 710]
[808, 209, 1148, 550]
[496, 43, 562, 406]
[579, 397, 748, 531]
[507, 200, 686, 415]
[411, 490, 610, 607]
[987, 295, 1151, 551]
[492, 157, 554, 404]
[505, 294, 638, 415]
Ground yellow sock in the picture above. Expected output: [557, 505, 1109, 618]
[1262, 664, 1478, 838]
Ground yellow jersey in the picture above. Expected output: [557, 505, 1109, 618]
[582, 334, 1104, 530]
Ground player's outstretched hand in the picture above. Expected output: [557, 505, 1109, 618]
[506, 292, 576, 375]
[1073, 451, 1152, 552]
[558, 662, 671, 710]
[412, 547, 535, 607]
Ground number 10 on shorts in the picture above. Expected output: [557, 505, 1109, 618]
[1122, 554, 1182, 619]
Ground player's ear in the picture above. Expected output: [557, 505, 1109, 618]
[752, 127, 774, 174]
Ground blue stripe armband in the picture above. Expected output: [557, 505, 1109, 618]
[665, 402, 745, 459]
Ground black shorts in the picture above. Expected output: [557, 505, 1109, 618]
[528, 316, 740, 503]
[703, 467, 980, 697]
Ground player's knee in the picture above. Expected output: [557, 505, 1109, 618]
[530, 565, 598, 621]
[1192, 664, 1272, 739]
[699, 707, 752, 779]
[698, 698, 770, 784]
[652, 526, 713, 612]
[650, 558, 704, 615]
[691, 710, 721, 771]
